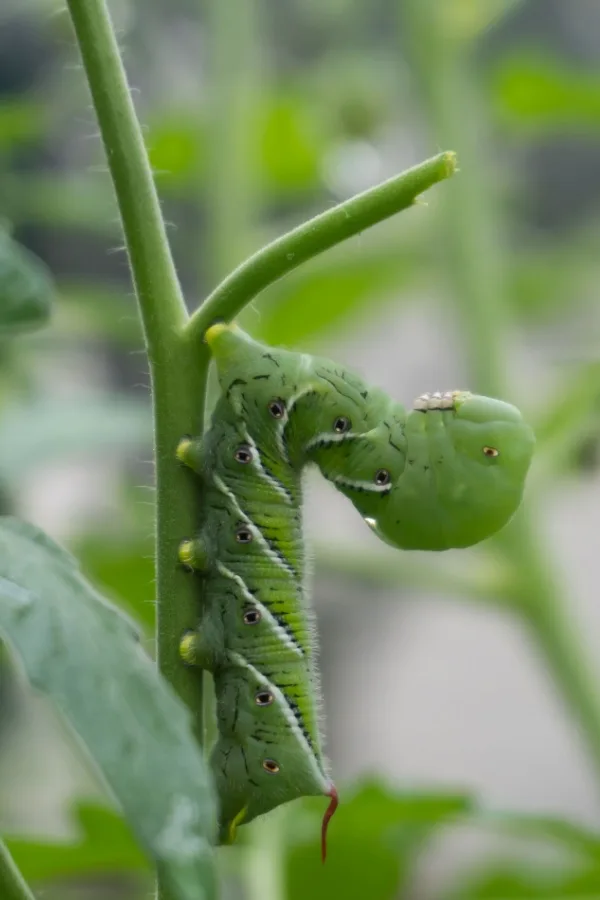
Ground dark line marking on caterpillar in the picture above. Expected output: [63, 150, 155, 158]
[316, 371, 361, 407]
[226, 378, 248, 401]
[262, 353, 280, 367]
[361, 390, 368, 400]
[383, 421, 405, 455]
[388, 435, 404, 454]
[232, 686, 241, 734]
[241, 746, 250, 778]
[253, 374, 271, 380]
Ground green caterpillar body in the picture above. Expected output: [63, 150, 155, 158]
[178, 323, 534, 857]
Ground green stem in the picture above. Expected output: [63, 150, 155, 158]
[0, 840, 35, 900]
[186, 152, 457, 343]
[401, 0, 600, 787]
[65, 2, 209, 898]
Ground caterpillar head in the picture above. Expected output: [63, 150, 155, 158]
[349, 391, 535, 550]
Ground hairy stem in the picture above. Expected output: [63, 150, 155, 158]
[186, 152, 457, 344]
[0, 841, 35, 900]
[65, 2, 209, 898]
[401, 0, 600, 787]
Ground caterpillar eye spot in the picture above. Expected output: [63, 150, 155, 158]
[234, 444, 253, 464]
[268, 399, 285, 418]
[483, 446, 499, 458]
[262, 758, 280, 774]
[374, 469, 391, 486]
[333, 416, 351, 433]
[243, 609, 261, 625]
[255, 690, 274, 706]
[235, 527, 253, 543]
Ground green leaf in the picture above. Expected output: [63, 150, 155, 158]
[0, 230, 54, 334]
[244, 237, 421, 347]
[480, 810, 600, 861]
[446, 861, 600, 900]
[285, 779, 473, 900]
[75, 535, 156, 631]
[492, 54, 600, 131]
[444, 810, 600, 900]
[0, 397, 151, 482]
[6, 802, 149, 883]
[0, 101, 46, 151]
[258, 91, 321, 195]
[0, 517, 216, 900]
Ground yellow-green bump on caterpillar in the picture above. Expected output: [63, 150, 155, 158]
[178, 322, 535, 860]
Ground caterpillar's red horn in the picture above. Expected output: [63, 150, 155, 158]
[321, 785, 339, 863]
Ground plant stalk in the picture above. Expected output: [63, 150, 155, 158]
[0, 840, 35, 900]
[186, 151, 457, 342]
[65, 2, 209, 898]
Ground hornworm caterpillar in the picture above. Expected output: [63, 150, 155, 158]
[177, 323, 534, 858]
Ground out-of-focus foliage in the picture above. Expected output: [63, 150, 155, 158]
[0, 517, 216, 900]
[285, 782, 473, 900]
[6, 802, 148, 884]
[0, 228, 53, 333]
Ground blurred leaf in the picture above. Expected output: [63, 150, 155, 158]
[245, 239, 421, 347]
[493, 55, 600, 131]
[445, 810, 600, 900]
[508, 248, 588, 322]
[446, 861, 600, 900]
[479, 810, 600, 862]
[0, 396, 151, 482]
[0, 517, 216, 900]
[75, 535, 156, 632]
[0, 101, 46, 150]
[285, 779, 473, 900]
[532, 362, 600, 478]
[58, 282, 142, 346]
[442, 0, 523, 41]
[1, 174, 118, 234]
[147, 113, 204, 191]
[258, 91, 322, 195]
[6, 802, 149, 883]
[0, 230, 53, 334]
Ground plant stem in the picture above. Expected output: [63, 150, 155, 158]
[401, 0, 600, 788]
[186, 152, 457, 343]
[0, 840, 35, 900]
[65, 2, 209, 898]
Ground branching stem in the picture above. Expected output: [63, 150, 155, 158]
[185, 152, 457, 345]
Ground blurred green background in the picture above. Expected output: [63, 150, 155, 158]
[4, 0, 600, 897]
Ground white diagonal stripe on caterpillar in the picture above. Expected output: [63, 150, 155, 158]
[213, 474, 297, 581]
[216, 562, 304, 657]
[228, 651, 328, 787]
[329, 474, 392, 494]
[241, 427, 294, 505]
[304, 431, 367, 452]
[276, 384, 322, 463]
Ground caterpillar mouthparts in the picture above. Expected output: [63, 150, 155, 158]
[413, 390, 462, 411]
